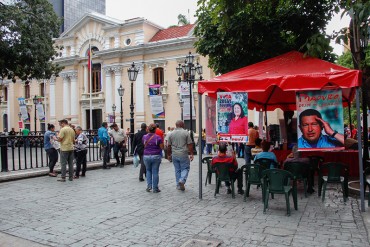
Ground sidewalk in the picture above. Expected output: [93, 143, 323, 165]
[0, 157, 369, 246]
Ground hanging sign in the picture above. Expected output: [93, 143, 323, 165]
[149, 85, 165, 119]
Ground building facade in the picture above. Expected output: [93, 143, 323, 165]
[1, 12, 283, 136]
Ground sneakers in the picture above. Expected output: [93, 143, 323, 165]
[153, 189, 161, 193]
[48, 172, 57, 177]
[68, 178, 73, 181]
[146, 187, 152, 192]
[178, 181, 185, 191]
[139, 178, 145, 182]
[176, 186, 181, 190]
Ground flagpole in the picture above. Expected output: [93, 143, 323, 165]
[89, 39, 93, 130]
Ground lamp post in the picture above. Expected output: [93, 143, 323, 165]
[179, 99, 184, 121]
[176, 52, 203, 155]
[112, 104, 116, 123]
[127, 62, 139, 155]
[117, 85, 125, 128]
[32, 95, 38, 132]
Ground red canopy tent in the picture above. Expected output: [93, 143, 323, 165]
[196, 51, 366, 211]
[198, 51, 361, 110]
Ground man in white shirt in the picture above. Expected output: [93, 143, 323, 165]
[109, 123, 127, 168]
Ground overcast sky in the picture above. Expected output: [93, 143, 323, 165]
[106, 0, 350, 55]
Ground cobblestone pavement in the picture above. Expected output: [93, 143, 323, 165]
[0, 158, 369, 247]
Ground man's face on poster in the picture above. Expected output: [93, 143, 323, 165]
[299, 115, 322, 143]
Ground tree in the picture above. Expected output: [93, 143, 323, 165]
[194, 0, 338, 74]
[0, 0, 63, 82]
[177, 14, 190, 26]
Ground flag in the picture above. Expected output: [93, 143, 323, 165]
[87, 44, 92, 71]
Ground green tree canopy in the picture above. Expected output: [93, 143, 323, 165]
[0, 0, 63, 82]
[194, 0, 338, 74]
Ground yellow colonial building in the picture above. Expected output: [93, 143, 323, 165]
[2, 12, 283, 137]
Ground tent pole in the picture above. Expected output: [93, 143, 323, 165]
[198, 93, 203, 200]
[355, 87, 365, 212]
[264, 107, 268, 141]
[348, 100, 352, 129]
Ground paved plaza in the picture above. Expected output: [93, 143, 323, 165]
[0, 157, 369, 247]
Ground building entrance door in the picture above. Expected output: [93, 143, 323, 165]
[86, 109, 102, 129]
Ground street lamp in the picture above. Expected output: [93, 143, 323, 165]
[176, 52, 203, 155]
[127, 62, 139, 155]
[18, 112, 22, 121]
[179, 99, 184, 121]
[112, 104, 116, 123]
[117, 84, 125, 128]
[32, 95, 38, 132]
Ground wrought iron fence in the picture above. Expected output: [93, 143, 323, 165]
[0, 130, 132, 172]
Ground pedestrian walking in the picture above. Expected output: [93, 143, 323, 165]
[98, 122, 111, 169]
[167, 120, 193, 191]
[143, 123, 164, 193]
[44, 123, 58, 177]
[57, 119, 75, 182]
[109, 123, 127, 168]
[74, 126, 88, 178]
[132, 123, 147, 181]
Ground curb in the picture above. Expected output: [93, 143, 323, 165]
[0, 158, 133, 183]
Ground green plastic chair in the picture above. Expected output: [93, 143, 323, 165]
[242, 162, 269, 202]
[284, 161, 310, 198]
[213, 162, 236, 199]
[254, 158, 278, 169]
[318, 162, 349, 202]
[262, 169, 298, 216]
[202, 157, 216, 186]
[364, 167, 370, 206]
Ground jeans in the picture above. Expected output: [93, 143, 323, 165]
[206, 144, 213, 154]
[46, 148, 58, 173]
[244, 145, 254, 164]
[113, 142, 126, 166]
[101, 143, 110, 167]
[75, 149, 87, 176]
[143, 155, 162, 190]
[60, 150, 74, 179]
[172, 155, 190, 185]
[201, 140, 206, 154]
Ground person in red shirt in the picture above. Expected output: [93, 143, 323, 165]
[155, 123, 164, 141]
[350, 124, 358, 139]
[211, 142, 244, 195]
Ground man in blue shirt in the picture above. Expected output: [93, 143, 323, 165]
[98, 122, 111, 169]
[298, 109, 344, 149]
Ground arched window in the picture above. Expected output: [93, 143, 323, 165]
[153, 67, 164, 85]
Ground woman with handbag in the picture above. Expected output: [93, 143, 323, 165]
[109, 123, 127, 168]
[143, 123, 164, 193]
[44, 123, 59, 177]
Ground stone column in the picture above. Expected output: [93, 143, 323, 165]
[70, 72, 78, 122]
[61, 74, 70, 117]
[49, 76, 56, 122]
[104, 68, 113, 119]
[113, 66, 123, 123]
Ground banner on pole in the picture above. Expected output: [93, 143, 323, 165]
[17, 97, 29, 123]
[205, 96, 217, 144]
[296, 90, 344, 150]
[217, 92, 248, 143]
[149, 85, 165, 119]
[36, 102, 45, 123]
[179, 82, 195, 120]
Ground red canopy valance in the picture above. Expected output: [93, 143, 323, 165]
[198, 51, 361, 111]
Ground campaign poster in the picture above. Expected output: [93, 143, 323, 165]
[149, 85, 165, 119]
[205, 96, 217, 144]
[217, 92, 248, 143]
[296, 90, 344, 151]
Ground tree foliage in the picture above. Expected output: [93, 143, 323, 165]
[0, 0, 63, 82]
[194, 0, 338, 74]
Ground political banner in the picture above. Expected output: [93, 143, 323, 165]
[205, 96, 217, 144]
[179, 82, 195, 120]
[149, 85, 165, 119]
[17, 97, 29, 122]
[36, 103, 45, 123]
[217, 92, 248, 143]
[296, 90, 344, 151]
